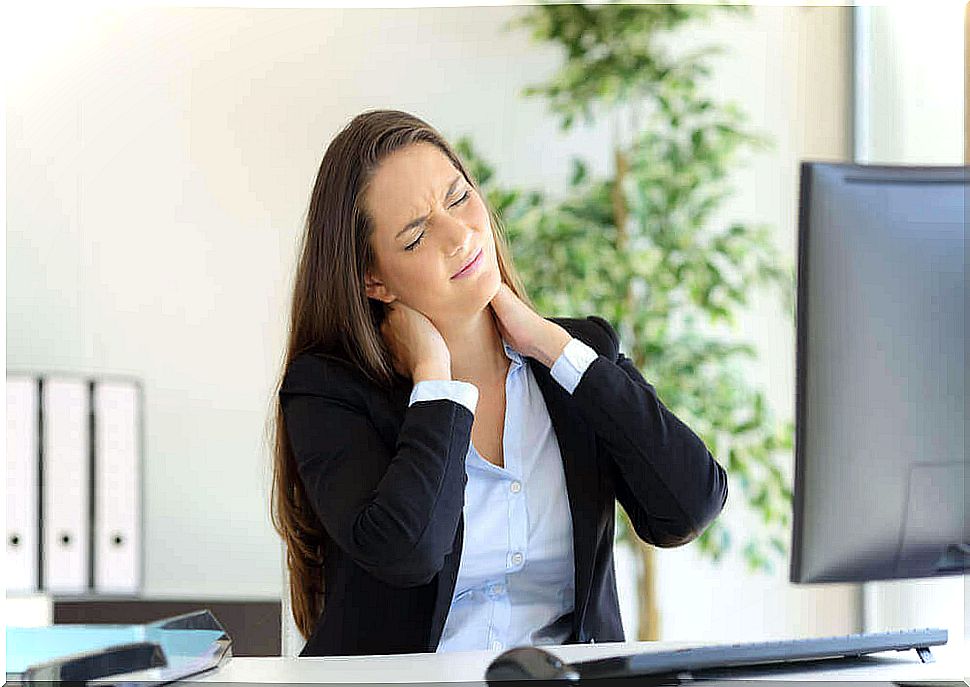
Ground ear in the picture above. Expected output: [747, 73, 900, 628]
[364, 270, 396, 304]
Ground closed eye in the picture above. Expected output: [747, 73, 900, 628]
[404, 190, 471, 252]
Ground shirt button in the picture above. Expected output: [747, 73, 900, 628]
[491, 640, 504, 650]
[510, 552, 523, 566]
[510, 481, 521, 493]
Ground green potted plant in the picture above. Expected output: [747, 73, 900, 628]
[452, 1, 795, 639]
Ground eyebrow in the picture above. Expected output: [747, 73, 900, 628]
[395, 174, 463, 239]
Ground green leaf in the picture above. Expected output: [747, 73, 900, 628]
[570, 158, 589, 187]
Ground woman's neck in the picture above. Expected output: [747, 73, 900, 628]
[435, 308, 510, 388]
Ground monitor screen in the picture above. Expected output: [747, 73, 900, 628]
[790, 162, 968, 583]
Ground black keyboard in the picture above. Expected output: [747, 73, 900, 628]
[485, 628, 948, 683]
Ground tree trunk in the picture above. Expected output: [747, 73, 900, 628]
[613, 123, 660, 641]
[612, 148, 628, 253]
[636, 539, 661, 640]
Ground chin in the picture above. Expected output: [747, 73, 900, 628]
[458, 267, 501, 314]
[483, 265, 502, 299]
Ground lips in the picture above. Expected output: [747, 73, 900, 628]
[452, 248, 483, 278]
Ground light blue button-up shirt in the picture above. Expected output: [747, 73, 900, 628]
[407, 336, 600, 653]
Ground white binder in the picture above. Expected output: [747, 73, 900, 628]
[6, 375, 40, 593]
[93, 380, 141, 594]
[41, 377, 91, 594]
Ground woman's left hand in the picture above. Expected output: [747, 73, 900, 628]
[488, 282, 573, 368]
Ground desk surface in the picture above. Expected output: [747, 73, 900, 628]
[194, 638, 969, 685]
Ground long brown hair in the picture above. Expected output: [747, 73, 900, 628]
[269, 109, 536, 641]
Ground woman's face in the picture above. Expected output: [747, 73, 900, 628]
[363, 142, 501, 321]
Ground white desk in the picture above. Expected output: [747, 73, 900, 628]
[195, 638, 969, 685]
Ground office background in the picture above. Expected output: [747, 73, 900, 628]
[5, 0, 965, 653]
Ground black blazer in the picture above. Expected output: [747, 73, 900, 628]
[280, 315, 728, 657]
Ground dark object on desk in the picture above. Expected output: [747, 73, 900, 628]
[484, 627, 948, 683]
[487, 646, 581, 682]
[23, 642, 167, 684]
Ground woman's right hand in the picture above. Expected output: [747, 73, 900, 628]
[380, 301, 452, 381]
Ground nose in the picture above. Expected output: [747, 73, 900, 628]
[443, 217, 475, 256]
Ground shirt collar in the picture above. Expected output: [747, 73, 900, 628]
[501, 337, 525, 370]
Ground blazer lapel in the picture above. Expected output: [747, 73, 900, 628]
[527, 355, 599, 641]
[427, 511, 464, 650]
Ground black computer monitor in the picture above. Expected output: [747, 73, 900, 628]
[790, 162, 968, 584]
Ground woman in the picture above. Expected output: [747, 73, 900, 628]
[270, 109, 728, 657]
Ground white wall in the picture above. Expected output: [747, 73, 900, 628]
[852, 2, 967, 645]
[8, 3, 861, 644]
[855, 3, 965, 165]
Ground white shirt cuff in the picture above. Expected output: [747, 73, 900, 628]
[409, 379, 479, 415]
[549, 338, 599, 395]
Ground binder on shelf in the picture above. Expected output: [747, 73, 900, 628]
[41, 377, 91, 594]
[6, 375, 40, 594]
[93, 379, 142, 594]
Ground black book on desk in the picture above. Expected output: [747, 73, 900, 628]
[485, 627, 948, 684]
